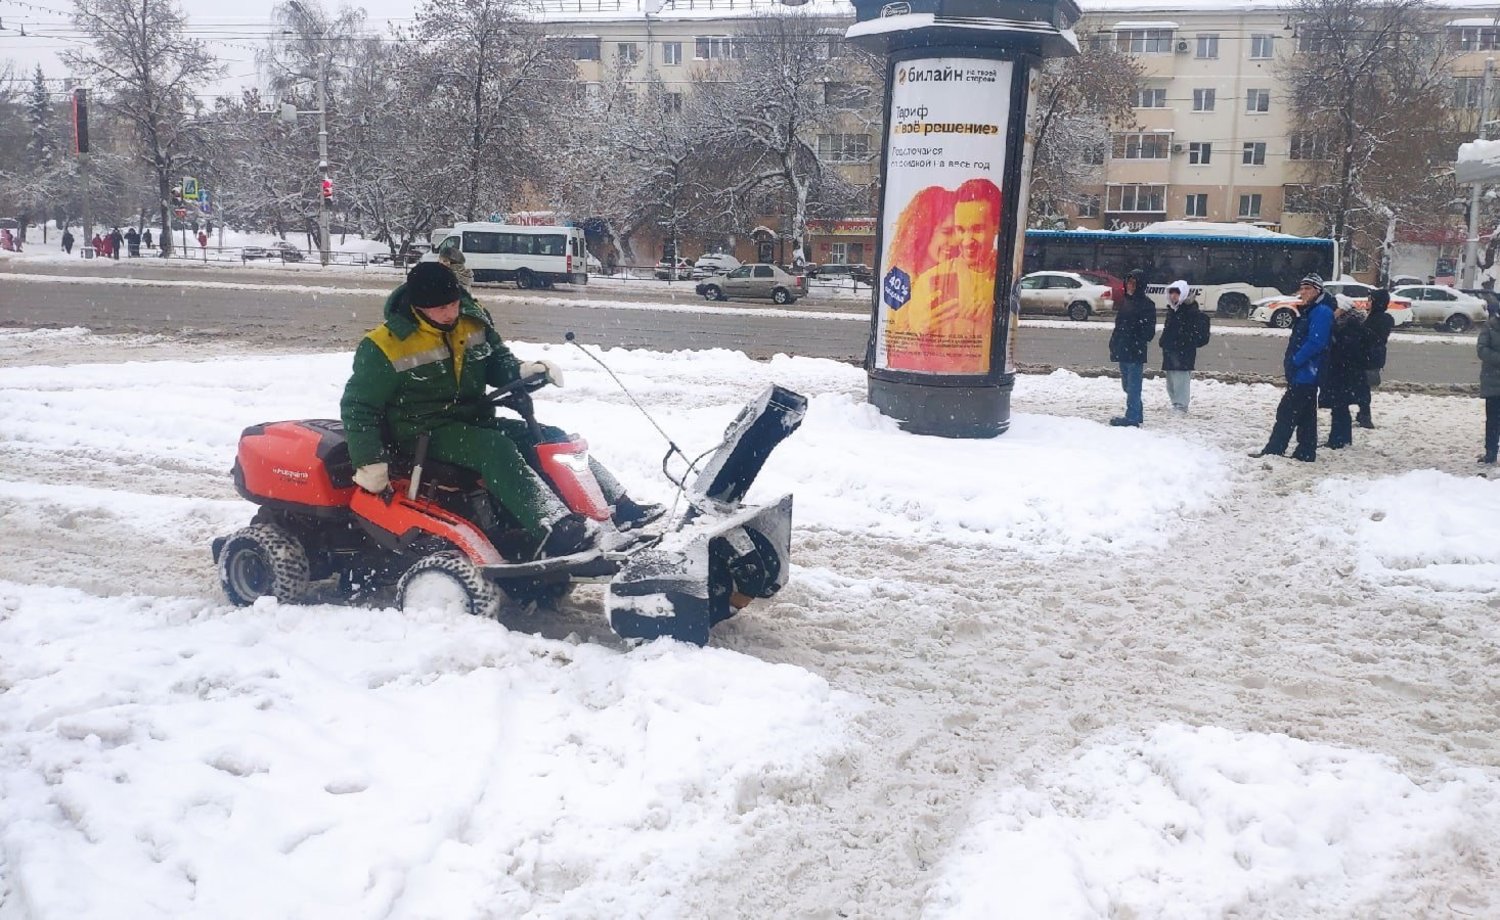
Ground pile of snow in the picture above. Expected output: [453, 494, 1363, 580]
[1312, 470, 1500, 593]
[924, 724, 1500, 919]
[0, 585, 854, 917]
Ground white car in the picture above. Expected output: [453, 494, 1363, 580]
[1017, 271, 1114, 321]
[692, 253, 741, 280]
[1249, 282, 1413, 329]
[1390, 285, 1489, 333]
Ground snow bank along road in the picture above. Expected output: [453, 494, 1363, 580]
[1, 328, 1497, 918]
[0, 262, 1484, 386]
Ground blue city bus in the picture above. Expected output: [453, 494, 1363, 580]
[1023, 225, 1337, 316]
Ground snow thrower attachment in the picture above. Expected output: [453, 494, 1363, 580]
[607, 384, 808, 645]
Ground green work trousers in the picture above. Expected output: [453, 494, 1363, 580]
[405, 418, 568, 539]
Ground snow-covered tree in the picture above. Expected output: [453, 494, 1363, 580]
[1027, 36, 1142, 227]
[1285, 0, 1460, 277]
[399, 0, 570, 222]
[698, 12, 873, 261]
[63, 0, 223, 256]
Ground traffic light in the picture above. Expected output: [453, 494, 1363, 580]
[321, 179, 333, 200]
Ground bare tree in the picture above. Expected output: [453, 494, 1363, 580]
[401, 0, 570, 222]
[63, 0, 223, 256]
[701, 12, 871, 261]
[1027, 35, 1142, 226]
[1286, 0, 1459, 276]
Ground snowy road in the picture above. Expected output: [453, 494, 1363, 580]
[0, 263, 1486, 386]
[1, 328, 1497, 917]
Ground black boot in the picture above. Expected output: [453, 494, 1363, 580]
[1356, 410, 1374, 430]
[1480, 452, 1498, 465]
[611, 495, 666, 532]
[535, 513, 596, 559]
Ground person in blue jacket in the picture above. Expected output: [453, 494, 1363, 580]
[1250, 273, 1335, 461]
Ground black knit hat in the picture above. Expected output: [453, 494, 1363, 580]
[406, 261, 462, 309]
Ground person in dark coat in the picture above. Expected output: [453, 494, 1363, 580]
[1108, 268, 1157, 427]
[1358, 290, 1394, 428]
[1477, 300, 1500, 464]
[1158, 279, 1210, 412]
[61, 230, 74, 254]
[1318, 301, 1370, 449]
[108, 227, 123, 260]
[143, 228, 153, 250]
[1251, 273, 1335, 461]
[126, 227, 141, 257]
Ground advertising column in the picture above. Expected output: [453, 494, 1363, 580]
[874, 59, 1017, 381]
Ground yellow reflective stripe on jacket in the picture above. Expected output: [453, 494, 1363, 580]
[364, 315, 487, 382]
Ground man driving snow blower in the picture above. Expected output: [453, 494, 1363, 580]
[340, 261, 663, 559]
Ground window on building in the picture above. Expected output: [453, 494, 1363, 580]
[1085, 32, 1110, 51]
[1112, 132, 1172, 160]
[1246, 88, 1270, 113]
[1115, 29, 1174, 54]
[1196, 34, 1219, 58]
[1284, 184, 1320, 212]
[1188, 142, 1212, 164]
[1238, 193, 1263, 218]
[662, 41, 683, 65]
[568, 38, 601, 60]
[1078, 194, 1101, 217]
[1083, 142, 1106, 166]
[1451, 26, 1500, 51]
[824, 82, 862, 106]
[616, 43, 639, 64]
[1185, 193, 1209, 217]
[1455, 76, 1485, 109]
[1289, 133, 1330, 160]
[817, 133, 870, 163]
[1250, 34, 1276, 59]
[1192, 88, 1216, 111]
[1296, 26, 1331, 54]
[814, 36, 844, 60]
[664, 92, 683, 115]
[695, 36, 735, 60]
[1107, 184, 1167, 212]
[1134, 86, 1167, 108]
[1242, 142, 1267, 165]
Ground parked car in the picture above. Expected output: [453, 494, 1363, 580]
[1249, 282, 1414, 329]
[812, 263, 873, 285]
[1389, 273, 1425, 289]
[1391, 285, 1490, 332]
[241, 241, 305, 262]
[691, 253, 741, 279]
[696, 263, 807, 304]
[1461, 288, 1500, 315]
[1017, 270, 1114, 321]
[1065, 269, 1125, 306]
[654, 258, 693, 280]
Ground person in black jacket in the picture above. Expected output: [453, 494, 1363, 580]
[1319, 301, 1370, 449]
[1358, 290, 1394, 428]
[1108, 268, 1157, 427]
[1158, 279, 1210, 412]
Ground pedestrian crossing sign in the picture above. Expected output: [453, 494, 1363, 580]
[182, 177, 201, 202]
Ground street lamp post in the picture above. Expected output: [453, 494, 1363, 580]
[284, 0, 332, 266]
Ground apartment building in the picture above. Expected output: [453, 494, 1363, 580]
[543, 0, 875, 265]
[1069, 1, 1500, 260]
[544, 0, 1499, 268]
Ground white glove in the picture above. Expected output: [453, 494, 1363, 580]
[520, 360, 564, 387]
[353, 462, 390, 493]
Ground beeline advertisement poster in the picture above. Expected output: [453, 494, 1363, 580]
[875, 58, 1014, 376]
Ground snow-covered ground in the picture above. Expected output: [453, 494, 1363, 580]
[2, 327, 1498, 918]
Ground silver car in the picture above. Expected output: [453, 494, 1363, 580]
[696, 263, 807, 304]
[1390, 285, 1489, 332]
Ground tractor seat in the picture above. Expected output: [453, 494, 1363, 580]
[387, 454, 484, 491]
